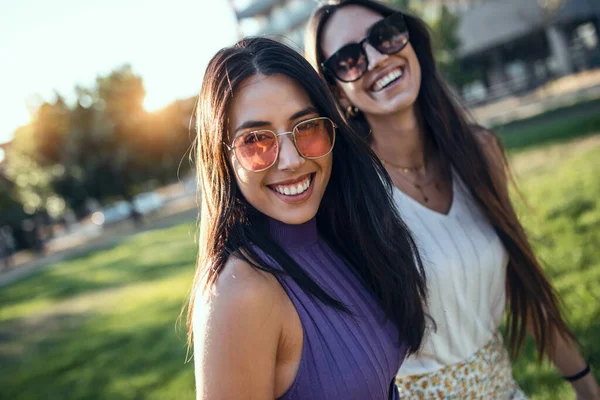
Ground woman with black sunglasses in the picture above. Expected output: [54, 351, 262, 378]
[187, 37, 428, 399]
[306, 0, 599, 398]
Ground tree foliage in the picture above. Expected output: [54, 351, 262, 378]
[3, 65, 195, 224]
[383, 0, 465, 86]
[385, 0, 410, 10]
[428, 5, 464, 86]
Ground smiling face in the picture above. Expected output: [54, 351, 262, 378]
[227, 73, 333, 225]
[320, 5, 422, 116]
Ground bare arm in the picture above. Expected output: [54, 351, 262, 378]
[193, 258, 283, 400]
[541, 329, 599, 399]
[476, 129, 599, 399]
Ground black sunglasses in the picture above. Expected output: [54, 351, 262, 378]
[321, 12, 409, 83]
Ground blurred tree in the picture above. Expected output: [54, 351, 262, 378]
[4, 64, 195, 230]
[0, 172, 28, 251]
[9, 94, 70, 165]
[96, 65, 146, 124]
[92, 66, 146, 204]
[386, 0, 411, 10]
[33, 95, 70, 165]
[0, 173, 27, 227]
[428, 5, 465, 86]
[56, 86, 101, 215]
[5, 125, 61, 215]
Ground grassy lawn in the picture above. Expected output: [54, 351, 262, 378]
[509, 135, 600, 399]
[1, 134, 599, 399]
[493, 97, 600, 151]
[0, 224, 198, 399]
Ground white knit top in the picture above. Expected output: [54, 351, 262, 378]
[394, 171, 509, 377]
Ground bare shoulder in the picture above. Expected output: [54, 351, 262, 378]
[194, 256, 285, 327]
[472, 126, 504, 162]
[192, 256, 288, 398]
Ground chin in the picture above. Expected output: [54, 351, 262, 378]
[388, 92, 419, 114]
[269, 207, 319, 225]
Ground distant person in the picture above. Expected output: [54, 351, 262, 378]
[63, 209, 77, 232]
[22, 218, 44, 254]
[130, 207, 143, 229]
[305, 0, 600, 398]
[0, 226, 16, 270]
[186, 37, 428, 399]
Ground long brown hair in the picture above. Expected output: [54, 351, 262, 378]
[187, 37, 429, 354]
[305, 0, 575, 359]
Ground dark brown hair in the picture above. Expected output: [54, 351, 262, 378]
[187, 37, 429, 354]
[305, 0, 575, 359]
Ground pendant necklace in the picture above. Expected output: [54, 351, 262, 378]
[380, 159, 440, 203]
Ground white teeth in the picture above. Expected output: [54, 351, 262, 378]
[373, 68, 403, 91]
[273, 176, 312, 196]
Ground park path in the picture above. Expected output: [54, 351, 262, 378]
[0, 197, 197, 288]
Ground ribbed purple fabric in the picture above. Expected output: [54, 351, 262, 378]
[262, 217, 405, 400]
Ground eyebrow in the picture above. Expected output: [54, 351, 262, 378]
[233, 120, 270, 135]
[289, 106, 319, 121]
[233, 106, 319, 135]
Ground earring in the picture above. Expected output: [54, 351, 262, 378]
[345, 105, 360, 118]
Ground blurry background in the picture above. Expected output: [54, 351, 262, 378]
[0, 0, 599, 399]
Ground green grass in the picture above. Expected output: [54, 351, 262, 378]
[0, 223, 199, 400]
[508, 136, 600, 399]
[494, 98, 600, 151]
[0, 135, 599, 399]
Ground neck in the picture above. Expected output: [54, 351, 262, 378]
[368, 107, 428, 168]
[268, 216, 319, 249]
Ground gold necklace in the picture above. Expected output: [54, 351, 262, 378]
[380, 159, 439, 203]
[379, 158, 424, 173]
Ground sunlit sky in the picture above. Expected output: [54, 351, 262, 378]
[0, 0, 240, 144]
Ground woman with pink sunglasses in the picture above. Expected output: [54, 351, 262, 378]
[187, 37, 429, 399]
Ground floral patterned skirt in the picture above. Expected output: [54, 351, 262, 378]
[396, 335, 528, 399]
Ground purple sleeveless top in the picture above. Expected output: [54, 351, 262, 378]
[262, 217, 405, 400]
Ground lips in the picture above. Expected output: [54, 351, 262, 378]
[370, 66, 405, 92]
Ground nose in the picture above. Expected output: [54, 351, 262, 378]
[364, 43, 388, 71]
[277, 134, 305, 171]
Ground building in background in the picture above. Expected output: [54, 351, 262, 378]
[229, 0, 317, 51]
[227, 0, 600, 106]
[455, 0, 600, 105]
